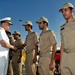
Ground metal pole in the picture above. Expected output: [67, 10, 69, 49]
[19, 19, 22, 34]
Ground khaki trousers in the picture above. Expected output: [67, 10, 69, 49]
[18, 58, 22, 75]
[38, 57, 54, 75]
[12, 56, 22, 75]
[25, 52, 36, 75]
[7, 60, 13, 75]
[61, 52, 75, 75]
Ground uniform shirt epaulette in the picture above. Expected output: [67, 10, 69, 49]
[46, 30, 51, 32]
[32, 32, 36, 34]
[60, 23, 66, 31]
[0, 27, 4, 30]
[40, 30, 51, 36]
[32, 32, 35, 33]
[26, 32, 36, 38]
[32, 32, 38, 35]
[45, 30, 52, 33]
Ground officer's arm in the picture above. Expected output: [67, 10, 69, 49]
[0, 40, 15, 50]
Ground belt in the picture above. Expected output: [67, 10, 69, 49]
[40, 52, 52, 57]
[64, 47, 75, 53]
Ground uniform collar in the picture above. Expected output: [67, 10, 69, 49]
[65, 17, 75, 24]
[0, 27, 5, 31]
[40, 30, 49, 36]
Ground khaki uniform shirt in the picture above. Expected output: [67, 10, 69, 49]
[39, 30, 57, 55]
[25, 32, 39, 53]
[13, 38, 24, 55]
[60, 18, 75, 50]
[9, 36, 15, 58]
[9, 36, 15, 45]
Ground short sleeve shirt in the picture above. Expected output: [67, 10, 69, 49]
[9, 36, 15, 45]
[14, 39, 24, 46]
[60, 18, 75, 49]
[39, 30, 57, 54]
[14, 38, 24, 53]
[25, 32, 39, 51]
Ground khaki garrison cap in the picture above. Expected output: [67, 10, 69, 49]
[22, 21, 33, 26]
[59, 2, 74, 12]
[0, 17, 12, 25]
[12, 31, 20, 35]
[36, 16, 49, 24]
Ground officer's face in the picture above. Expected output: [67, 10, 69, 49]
[2, 22, 10, 31]
[61, 8, 73, 20]
[37, 22, 44, 30]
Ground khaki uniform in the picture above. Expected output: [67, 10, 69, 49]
[7, 36, 15, 75]
[60, 18, 75, 75]
[12, 38, 24, 75]
[38, 30, 56, 75]
[25, 32, 39, 75]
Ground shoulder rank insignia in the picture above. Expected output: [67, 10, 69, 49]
[61, 27, 64, 31]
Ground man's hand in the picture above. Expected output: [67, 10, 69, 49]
[12, 46, 17, 51]
[49, 61, 55, 70]
[58, 64, 61, 72]
[33, 57, 37, 63]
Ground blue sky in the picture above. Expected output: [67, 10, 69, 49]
[0, 0, 75, 47]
